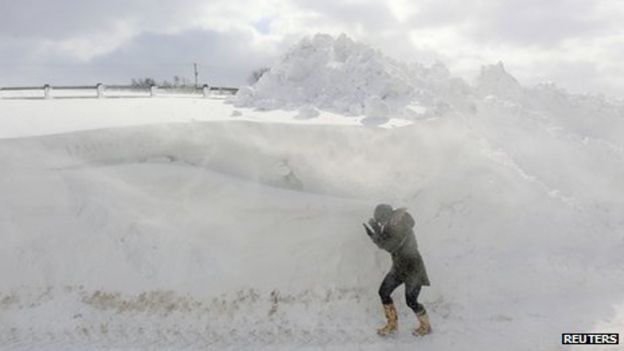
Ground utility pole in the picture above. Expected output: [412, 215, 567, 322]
[193, 62, 198, 88]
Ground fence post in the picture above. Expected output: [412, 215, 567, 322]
[202, 84, 210, 98]
[150, 84, 158, 97]
[43, 84, 51, 99]
[96, 83, 105, 99]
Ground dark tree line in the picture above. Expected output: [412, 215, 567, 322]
[130, 76, 193, 88]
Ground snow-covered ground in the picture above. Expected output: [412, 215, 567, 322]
[1, 35, 623, 350]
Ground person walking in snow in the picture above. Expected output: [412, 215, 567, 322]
[363, 204, 432, 337]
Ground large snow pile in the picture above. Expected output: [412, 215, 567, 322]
[235, 33, 624, 144]
[234, 34, 470, 119]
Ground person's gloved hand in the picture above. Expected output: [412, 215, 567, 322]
[368, 218, 381, 232]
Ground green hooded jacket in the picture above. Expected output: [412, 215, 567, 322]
[366, 208, 430, 286]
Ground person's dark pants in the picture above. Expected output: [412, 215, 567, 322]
[378, 271, 426, 316]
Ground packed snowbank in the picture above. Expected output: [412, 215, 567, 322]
[1, 116, 623, 350]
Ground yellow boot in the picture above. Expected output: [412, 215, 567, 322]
[413, 311, 432, 336]
[377, 304, 398, 336]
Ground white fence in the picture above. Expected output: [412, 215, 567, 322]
[0, 84, 239, 100]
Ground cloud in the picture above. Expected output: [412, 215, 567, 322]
[91, 29, 278, 85]
[0, 0, 207, 39]
[0, 0, 623, 97]
[470, 0, 616, 47]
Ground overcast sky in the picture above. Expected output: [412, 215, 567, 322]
[1, 0, 623, 97]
